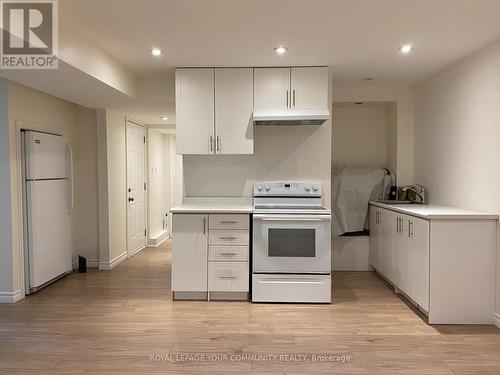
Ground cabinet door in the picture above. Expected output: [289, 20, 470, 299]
[290, 67, 328, 109]
[401, 216, 411, 295]
[378, 209, 394, 278]
[390, 215, 403, 289]
[175, 69, 215, 154]
[215, 68, 254, 154]
[171, 214, 208, 291]
[254, 68, 291, 112]
[369, 207, 379, 269]
[409, 217, 429, 311]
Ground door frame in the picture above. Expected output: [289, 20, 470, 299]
[125, 117, 147, 256]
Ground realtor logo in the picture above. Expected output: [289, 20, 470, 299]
[1, 0, 58, 69]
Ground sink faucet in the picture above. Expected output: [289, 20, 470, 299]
[400, 184, 427, 204]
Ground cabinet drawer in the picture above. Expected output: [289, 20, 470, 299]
[209, 230, 249, 245]
[209, 246, 248, 261]
[209, 214, 249, 230]
[208, 262, 249, 292]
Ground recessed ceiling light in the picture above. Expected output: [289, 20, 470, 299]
[399, 44, 413, 54]
[274, 46, 288, 55]
[160, 116, 168, 121]
[151, 47, 162, 57]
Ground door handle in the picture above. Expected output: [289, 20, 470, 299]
[128, 197, 134, 202]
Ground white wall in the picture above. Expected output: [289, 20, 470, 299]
[73, 107, 99, 264]
[97, 109, 127, 264]
[414, 39, 500, 316]
[183, 123, 332, 207]
[0, 79, 16, 301]
[148, 130, 170, 238]
[332, 105, 390, 168]
[1, 80, 99, 301]
[333, 84, 414, 185]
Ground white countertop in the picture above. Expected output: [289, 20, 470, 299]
[370, 201, 498, 220]
[170, 197, 253, 214]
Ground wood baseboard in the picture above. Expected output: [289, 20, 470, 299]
[0, 290, 23, 303]
[99, 251, 127, 270]
[494, 312, 500, 328]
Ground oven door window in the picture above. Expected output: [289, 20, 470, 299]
[268, 228, 316, 257]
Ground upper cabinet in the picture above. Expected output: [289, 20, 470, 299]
[291, 67, 329, 109]
[175, 68, 254, 155]
[253, 68, 291, 111]
[215, 68, 254, 154]
[175, 68, 214, 154]
[175, 66, 329, 154]
[254, 67, 328, 112]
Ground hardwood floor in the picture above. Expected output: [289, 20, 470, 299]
[0, 240, 499, 374]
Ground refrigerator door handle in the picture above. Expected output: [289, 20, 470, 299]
[66, 144, 74, 213]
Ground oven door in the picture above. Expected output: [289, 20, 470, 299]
[253, 214, 331, 274]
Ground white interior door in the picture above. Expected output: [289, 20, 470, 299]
[127, 120, 146, 254]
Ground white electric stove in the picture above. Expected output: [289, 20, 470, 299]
[252, 181, 332, 303]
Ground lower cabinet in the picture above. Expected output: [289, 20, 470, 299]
[172, 213, 250, 300]
[369, 204, 496, 324]
[369, 206, 429, 312]
[171, 214, 208, 293]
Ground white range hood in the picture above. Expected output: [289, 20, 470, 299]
[253, 108, 330, 126]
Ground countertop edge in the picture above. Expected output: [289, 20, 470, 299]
[369, 201, 499, 220]
[170, 208, 253, 214]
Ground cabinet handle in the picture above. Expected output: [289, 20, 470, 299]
[293, 89, 296, 107]
[220, 276, 237, 280]
[216, 136, 220, 152]
[209, 136, 213, 152]
[408, 220, 411, 238]
[220, 252, 237, 256]
[220, 221, 237, 224]
[286, 90, 289, 108]
[220, 236, 237, 240]
[203, 218, 206, 234]
[410, 221, 414, 237]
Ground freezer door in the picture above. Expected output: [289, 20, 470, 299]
[25, 131, 68, 180]
[26, 180, 72, 289]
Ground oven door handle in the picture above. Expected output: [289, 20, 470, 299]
[253, 214, 331, 222]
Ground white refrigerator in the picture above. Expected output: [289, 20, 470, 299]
[23, 131, 73, 294]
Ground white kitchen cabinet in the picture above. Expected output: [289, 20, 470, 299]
[405, 216, 429, 311]
[368, 207, 380, 269]
[175, 68, 254, 155]
[290, 67, 328, 109]
[171, 214, 208, 294]
[254, 66, 328, 112]
[254, 68, 290, 111]
[215, 68, 254, 154]
[171, 213, 250, 300]
[369, 203, 496, 324]
[175, 69, 214, 154]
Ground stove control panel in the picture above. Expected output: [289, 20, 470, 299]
[254, 181, 322, 196]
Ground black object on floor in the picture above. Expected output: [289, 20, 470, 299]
[78, 256, 87, 273]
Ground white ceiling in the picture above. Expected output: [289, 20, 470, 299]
[60, 0, 500, 84]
